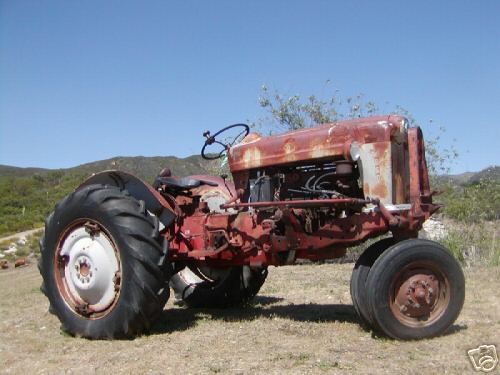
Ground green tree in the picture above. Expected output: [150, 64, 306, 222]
[255, 83, 457, 176]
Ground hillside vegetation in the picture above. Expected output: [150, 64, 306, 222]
[0, 155, 209, 235]
[432, 168, 499, 267]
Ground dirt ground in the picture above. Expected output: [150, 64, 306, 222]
[0, 263, 498, 375]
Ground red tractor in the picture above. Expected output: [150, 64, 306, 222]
[39, 115, 465, 340]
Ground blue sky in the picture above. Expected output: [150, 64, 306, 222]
[0, 1, 499, 173]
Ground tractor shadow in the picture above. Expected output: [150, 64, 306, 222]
[151, 295, 359, 335]
[151, 295, 468, 339]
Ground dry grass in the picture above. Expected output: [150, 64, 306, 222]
[439, 219, 499, 267]
[0, 263, 498, 374]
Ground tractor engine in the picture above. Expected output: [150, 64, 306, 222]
[247, 160, 361, 202]
[244, 159, 362, 234]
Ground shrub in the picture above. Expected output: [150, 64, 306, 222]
[440, 221, 499, 267]
[438, 178, 500, 222]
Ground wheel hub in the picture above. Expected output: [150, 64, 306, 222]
[74, 256, 92, 282]
[395, 273, 439, 319]
[57, 223, 120, 316]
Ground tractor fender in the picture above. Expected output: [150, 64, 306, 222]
[76, 170, 176, 228]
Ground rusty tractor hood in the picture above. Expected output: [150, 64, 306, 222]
[227, 115, 408, 172]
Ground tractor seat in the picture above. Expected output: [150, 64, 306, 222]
[155, 176, 218, 191]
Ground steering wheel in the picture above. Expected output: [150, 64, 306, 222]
[201, 123, 250, 160]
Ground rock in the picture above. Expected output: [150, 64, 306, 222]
[0, 260, 8, 269]
[4, 245, 17, 255]
[420, 217, 447, 241]
[14, 258, 27, 268]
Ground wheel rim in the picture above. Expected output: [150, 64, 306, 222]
[389, 261, 450, 327]
[54, 220, 121, 319]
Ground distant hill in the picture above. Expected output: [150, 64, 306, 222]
[0, 165, 50, 177]
[468, 166, 500, 184]
[63, 155, 209, 182]
[0, 155, 210, 182]
[436, 166, 500, 186]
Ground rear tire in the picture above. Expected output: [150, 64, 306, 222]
[350, 237, 394, 327]
[39, 184, 170, 339]
[366, 239, 465, 340]
[170, 265, 268, 308]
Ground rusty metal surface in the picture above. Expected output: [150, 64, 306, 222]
[358, 141, 393, 204]
[167, 208, 390, 266]
[408, 128, 423, 205]
[220, 197, 369, 210]
[390, 261, 450, 327]
[228, 115, 407, 172]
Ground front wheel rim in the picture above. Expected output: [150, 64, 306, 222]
[389, 260, 450, 328]
[54, 220, 121, 319]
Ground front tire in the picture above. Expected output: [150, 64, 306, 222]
[170, 265, 268, 308]
[39, 184, 170, 339]
[350, 237, 394, 327]
[366, 239, 465, 340]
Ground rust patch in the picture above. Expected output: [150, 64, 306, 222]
[371, 180, 388, 199]
[282, 138, 297, 162]
[242, 147, 262, 169]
